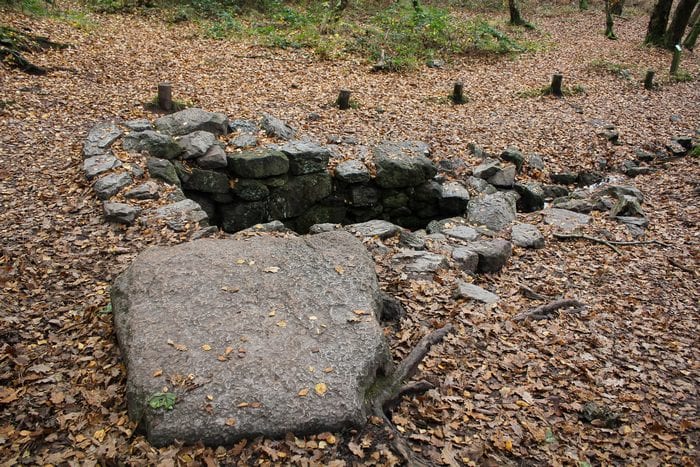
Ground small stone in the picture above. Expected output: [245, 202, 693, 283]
[232, 179, 270, 201]
[278, 141, 331, 175]
[392, 250, 448, 273]
[543, 208, 592, 231]
[123, 130, 183, 160]
[155, 108, 228, 136]
[634, 148, 655, 162]
[152, 199, 209, 229]
[550, 172, 578, 185]
[467, 192, 517, 232]
[542, 184, 570, 199]
[104, 202, 141, 225]
[443, 225, 480, 242]
[577, 171, 604, 187]
[454, 281, 499, 304]
[463, 239, 512, 273]
[197, 145, 228, 170]
[227, 149, 289, 179]
[526, 154, 545, 170]
[228, 119, 258, 134]
[124, 119, 152, 132]
[335, 160, 370, 184]
[125, 181, 160, 200]
[666, 141, 687, 157]
[308, 223, 341, 234]
[346, 220, 401, 239]
[514, 183, 545, 212]
[191, 225, 219, 240]
[261, 114, 296, 140]
[229, 134, 258, 149]
[451, 248, 479, 273]
[672, 136, 693, 150]
[487, 165, 516, 188]
[439, 182, 470, 215]
[84, 154, 122, 180]
[83, 121, 122, 158]
[178, 131, 218, 160]
[94, 172, 133, 200]
[373, 142, 436, 189]
[426, 58, 444, 68]
[466, 176, 497, 194]
[500, 147, 524, 172]
[473, 160, 500, 180]
[551, 198, 597, 213]
[603, 185, 644, 204]
[147, 158, 180, 187]
[511, 223, 545, 249]
[183, 169, 230, 194]
[609, 195, 645, 218]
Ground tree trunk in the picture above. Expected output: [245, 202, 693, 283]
[158, 83, 173, 111]
[610, 0, 625, 15]
[579, 0, 589, 11]
[508, 0, 526, 26]
[644, 70, 655, 90]
[550, 73, 563, 97]
[337, 89, 351, 110]
[645, 0, 674, 46]
[690, 3, 700, 27]
[683, 15, 700, 49]
[665, 0, 699, 49]
[605, 0, 617, 39]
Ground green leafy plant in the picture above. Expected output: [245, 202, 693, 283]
[589, 58, 632, 79]
[148, 392, 176, 410]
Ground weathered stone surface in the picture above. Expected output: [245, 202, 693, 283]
[229, 119, 258, 134]
[228, 149, 289, 179]
[463, 239, 512, 273]
[178, 131, 218, 160]
[552, 197, 598, 213]
[513, 183, 544, 213]
[543, 208, 591, 231]
[152, 199, 208, 231]
[183, 169, 229, 194]
[526, 153, 545, 170]
[350, 185, 380, 207]
[220, 201, 268, 232]
[83, 121, 122, 158]
[197, 145, 228, 170]
[309, 223, 341, 234]
[123, 130, 183, 160]
[184, 192, 217, 220]
[577, 171, 603, 187]
[603, 185, 644, 204]
[550, 172, 578, 185]
[155, 108, 228, 136]
[500, 147, 524, 172]
[125, 181, 160, 200]
[438, 182, 470, 215]
[278, 141, 331, 175]
[346, 220, 401, 239]
[111, 231, 390, 446]
[147, 158, 180, 187]
[104, 202, 141, 225]
[467, 192, 517, 231]
[268, 173, 333, 219]
[261, 114, 296, 140]
[454, 281, 499, 303]
[84, 154, 122, 180]
[466, 176, 497, 194]
[511, 223, 545, 249]
[616, 216, 648, 237]
[230, 134, 258, 149]
[473, 160, 500, 180]
[487, 165, 516, 188]
[373, 142, 436, 189]
[542, 184, 569, 199]
[426, 217, 470, 234]
[231, 179, 269, 201]
[335, 160, 370, 184]
[392, 249, 448, 273]
[443, 225, 480, 242]
[609, 195, 645, 218]
[124, 119, 152, 132]
[94, 172, 133, 200]
[451, 248, 479, 273]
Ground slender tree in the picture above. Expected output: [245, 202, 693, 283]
[579, 0, 589, 11]
[605, 0, 617, 39]
[645, 0, 674, 46]
[508, 0, 532, 28]
[664, 0, 699, 48]
[611, 0, 625, 15]
[683, 17, 700, 50]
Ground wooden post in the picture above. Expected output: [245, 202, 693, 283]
[158, 82, 173, 111]
[550, 73, 563, 97]
[337, 89, 351, 110]
[451, 81, 465, 104]
[670, 44, 682, 75]
[644, 70, 655, 90]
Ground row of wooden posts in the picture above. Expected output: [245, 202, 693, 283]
[155, 47, 685, 111]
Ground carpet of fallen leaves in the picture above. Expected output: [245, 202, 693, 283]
[1, 2, 699, 465]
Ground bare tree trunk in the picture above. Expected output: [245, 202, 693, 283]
[645, 0, 674, 46]
[579, 0, 589, 11]
[683, 14, 700, 49]
[665, 0, 699, 49]
[508, 0, 528, 26]
[605, 0, 618, 39]
[610, 0, 625, 15]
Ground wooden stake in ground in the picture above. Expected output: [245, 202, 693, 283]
[158, 83, 173, 112]
[451, 81, 466, 104]
[550, 73, 563, 97]
[337, 89, 351, 110]
[644, 70, 655, 89]
[670, 44, 682, 74]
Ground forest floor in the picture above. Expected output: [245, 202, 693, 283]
[1, 2, 699, 465]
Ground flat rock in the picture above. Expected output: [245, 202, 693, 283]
[511, 223, 545, 249]
[227, 149, 289, 179]
[373, 141, 436, 188]
[514, 183, 545, 212]
[451, 248, 479, 273]
[178, 131, 218, 160]
[84, 154, 122, 180]
[472, 159, 500, 180]
[543, 208, 592, 231]
[123, 130, 183, 160]
[104, 202, 141, 225]
[454, 281, 499, 303]
[124, 119, 152, 132]
[111, 231, 390, 446]
[346, 220, 401, 239]
[94, 172, 133, 200]
[392, 249, 448, 273]
[229, 119, 258, 134]
[125, 181, 160, 200]
[261, 114, 296, 140]
[335, 160, 370, 184]
[467, 192, 517, 232]
[152, 199, 209, 231]
[438, 182, 470, 215]
[83, 121, 122, 158]
[155, 108, 228, 136]
[487, 165, 516, 188]
[183, 169, 229, 194]
[278, 141, 331, 175]
[443, 225, 480, 242]
[230, 134, 258, 149]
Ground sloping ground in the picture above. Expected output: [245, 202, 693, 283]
[1, 3, 698, 465]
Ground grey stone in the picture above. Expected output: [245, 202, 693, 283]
[543, 208, 592, 231]
[167, 187, 187, 202]
[184, 192, 217, 220]
[178, 131, 218, 160]
[399, 230, 425, 250]
[454, 281, 499, 303]
[183, 169, 230, 194]
[197, 145, 228, 170]
[577, 171, 603, 187]
[526, 154, 545, 170]
[155, 108, 228, 136]
[294, 205, 346, 234]
[232, 179, 270, 201]
[104, 202, 140, 225]
[152, 199, 209, 230]
[228, 119, 258, 134]
[124, 119, 152, 132]
[238, 220, 290, 235]
[551, 198, 597, 213]
[473, 160, 500, 180]
[550, 172, 578, 185]
[220, 201, 268, 232]
[227, 149, 289, 179]
[666, 141, 687, 157]
[350, 185, 380, 207]
[451, 248, 479, 273]
[511, 223, 545, 249]
[147, 158, 180, 187]
[261, 113, 295, 140]
[381, 190, 410, 209]
[609, 195, 645, 218]
[94, 172, 133, 200]
[514, 183, 545, 212]
[542, 184, 569, 199]
[346, 220, 401, 239]
[487, 165, 516, 188]
[230, 134, 258, 149]
[443, 225, 480, 242]
[191, 225, 219, 240]
[111, 231, 390, 446]
[335, 160, 370, 184]
[278, 141, 331, 175]
[603, 185, 644, 204]
[634, 148, 655, 162]
[500, 147, 524, 172]
[466, 176, 497, 194]
[426, 217, 471, 234]
[83, 121, 122, 158]
[130, 164, 145, 179]
[439, 182, 470, 216]
[463, 239, 512, 273]
[672, 136, 693, 150]
[616, 216, 649, 237]
[309, 223, 341, 234]
[267, 173, 333, 219]
[125, 181, 160, 200]
[426, 58, 444, 68]
[467, 192, 517, 231]
[373, 144, 436, 189]
[598, 128, 620, 144]
[392, 249, 448, 273]
[84, 154, 122, 180]
[123, 130, 183, 160]
[468, 142, 487, 159]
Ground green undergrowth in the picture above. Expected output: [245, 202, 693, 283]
[588, 58, 633, 79]
[517, 83, 585, 98]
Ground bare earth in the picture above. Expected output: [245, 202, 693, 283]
[1, 3, 698, 465]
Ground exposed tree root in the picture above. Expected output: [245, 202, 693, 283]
[0, 26, 68, 75]
[513, 299, 584, 322]
[553, 232, 671, 255]
[369, 324, 453, 466]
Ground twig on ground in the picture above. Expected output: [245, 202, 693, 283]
[553, 232, 671, 254]
[513, 299, 584, 322]
[667, 257, 697, 275]
[518, 284, 552, 301]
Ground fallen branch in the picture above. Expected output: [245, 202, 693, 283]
[518, 284, 552, 301]
[668, 257, 697, 275]
[369, 324, 453, 466]
[513, 299, 584, 322]
[553, 232, 671, 254]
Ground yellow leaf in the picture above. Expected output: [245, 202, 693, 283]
[225, 418, 236, 426]
[276, 320, 287, 328]
[298, 388, 309, 397]
[50, 391, 65, 405]
[326, 434, 336, 445]
[353, 309, 369, 315]
[152, 369, 163, 377]
[201, 344, 212, 351]
[235, 259, 246, 264]
[94, 429, 106, 443]
[516, 400, 529, 408]
[335, 265, 344, 274]
[207, 395, 214, 401]
[264, 266, 280, 273]
[323, 367, 333, 373]
[224, 347, 234, 355]
[621, 425, 632, 435]
[504, 438, 513, 451]
[315, 383, 328, 396]
[237, 402, 249, 407]
[268, 309, 276, 317]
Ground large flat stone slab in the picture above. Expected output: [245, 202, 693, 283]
[111, 231, 390, 446]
